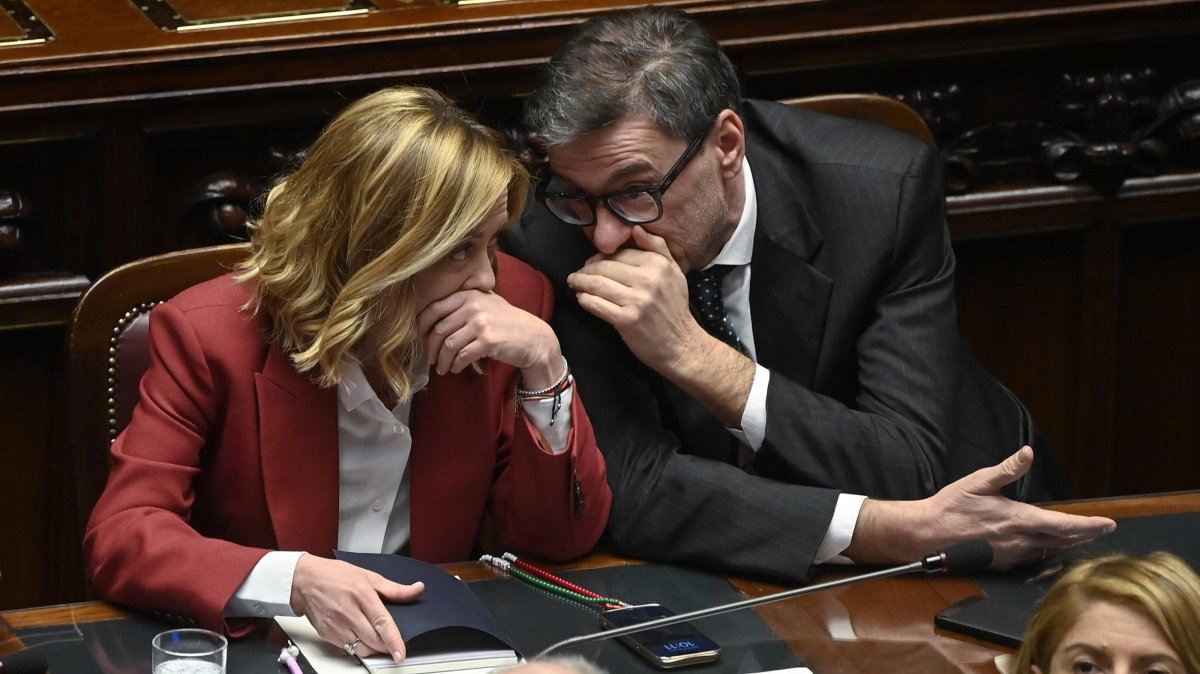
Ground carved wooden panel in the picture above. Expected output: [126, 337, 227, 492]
[0, 135, 97, 281]
[745, 32, 1200, 197]
[0, 189, 31, 276]
[0, 325, 82, 611]
[136, 0, 376, 31]
[144, 116, 322, 249]
[954, 231, 1092, 497]
[0, 0, 54, 47]
[936, 76, 1200, 197]
[1113, 219, 1200, 495]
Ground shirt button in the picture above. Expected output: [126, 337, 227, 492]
[392, 424, 401, 434]
[372, 499, 385, 512]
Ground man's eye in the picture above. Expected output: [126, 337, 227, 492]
[609, 189, 653, 203]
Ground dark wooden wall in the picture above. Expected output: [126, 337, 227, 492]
[2, 0, 1198, 610]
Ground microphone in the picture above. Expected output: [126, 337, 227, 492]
[921, 539, 994, 573]
[533, 539, 994, 658]
[0, 649, 48, 674]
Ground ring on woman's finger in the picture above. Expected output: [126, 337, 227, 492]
[344, 634, 362, 657]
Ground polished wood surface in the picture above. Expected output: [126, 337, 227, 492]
[1047, 490, 1200, 518]
[2, 492, 1195, 672]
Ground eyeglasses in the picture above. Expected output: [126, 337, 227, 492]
[536, 129, 708, 227]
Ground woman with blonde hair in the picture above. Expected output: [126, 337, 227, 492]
[1015, 552, 1200, 674]
[84, 86, 611, 662]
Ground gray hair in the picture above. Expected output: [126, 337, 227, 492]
[524, 6, 741, 146]
[494, 654, 611, 674]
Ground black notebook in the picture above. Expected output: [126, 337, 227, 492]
[278, 552, 520, 673]
[934, 595, 1033, 647]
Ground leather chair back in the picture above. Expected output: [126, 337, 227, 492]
[781, 93, 936, 148]
[68, 243, 251, 529]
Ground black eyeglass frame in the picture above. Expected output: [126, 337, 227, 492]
[535, 128, 709, 227]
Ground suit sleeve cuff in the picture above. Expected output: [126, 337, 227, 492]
[729, 364, 770, 454]
[814, 494, 867, 565]
[520, 385, 575, 455]
[223, 550, 305, 619]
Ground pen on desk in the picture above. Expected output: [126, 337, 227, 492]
[278, 642, 302, 674]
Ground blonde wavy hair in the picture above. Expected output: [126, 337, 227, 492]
[237, 86, 529, 401]
[1015, 552, 1200, 674]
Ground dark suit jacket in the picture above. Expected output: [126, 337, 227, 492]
[506, 99, 1061, 584]
[83, 253, 610, 632]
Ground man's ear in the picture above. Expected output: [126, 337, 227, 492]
[713, 109, 746, 178]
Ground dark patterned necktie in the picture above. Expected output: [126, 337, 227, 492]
[687, 264, 744, 352]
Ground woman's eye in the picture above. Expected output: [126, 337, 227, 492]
[450, 244, 472, 261]
[1072, 661, 1099, 674]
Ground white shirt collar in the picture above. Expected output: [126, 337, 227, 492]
[337, 361, 375, 412]
[337, 360, 429, 413]
[703, 157, 757, 270]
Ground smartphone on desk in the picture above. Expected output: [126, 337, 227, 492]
[599, 603, 720, 669]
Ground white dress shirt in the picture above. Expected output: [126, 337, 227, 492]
[697, 159, 865, 564]
[224, 360, 573, 618]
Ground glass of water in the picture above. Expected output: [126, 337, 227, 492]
[152, 628, 227, 674]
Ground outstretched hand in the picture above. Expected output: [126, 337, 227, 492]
[921, 446, 1116, 569]
[850, 447, 1116, 569]
[290, 555, 425, 663]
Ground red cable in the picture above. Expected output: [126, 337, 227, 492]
[506, 554, 625, 610]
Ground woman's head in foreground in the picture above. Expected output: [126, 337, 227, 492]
[1016, 552, 1200, 674]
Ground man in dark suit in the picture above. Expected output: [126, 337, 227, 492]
[505, 6, 1112, 584]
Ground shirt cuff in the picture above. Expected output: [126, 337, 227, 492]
[519, 384, 574, 455]
[729, 364, 770, 454]
[223, 550, 306, 619]
[814, 493, 867, 565]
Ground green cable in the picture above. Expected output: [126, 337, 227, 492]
[506, 565, 624, 607]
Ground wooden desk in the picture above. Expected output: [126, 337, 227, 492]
[3, 492, 1198, 673]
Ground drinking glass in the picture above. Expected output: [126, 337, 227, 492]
[151, 628, 227, 674]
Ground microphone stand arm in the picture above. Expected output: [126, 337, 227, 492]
[533, 560, 926, 659]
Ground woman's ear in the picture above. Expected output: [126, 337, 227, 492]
[1031, 665, 1044, 674]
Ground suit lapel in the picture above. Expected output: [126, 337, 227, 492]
[407, 380, 440, 561]
[407, 370, 492, 563]
[257, 345, 339, 555]
[746, 134, 832, 389]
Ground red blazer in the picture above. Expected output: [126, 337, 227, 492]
[83, 253, 610, 632]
